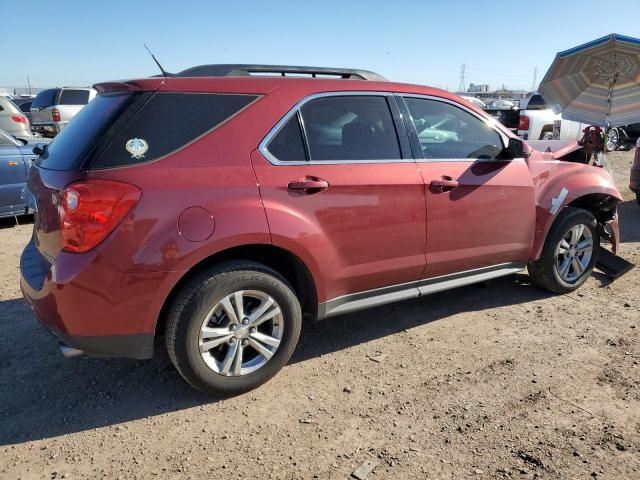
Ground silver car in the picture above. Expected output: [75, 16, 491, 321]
[0, 97, 31, 140]
[30, 87, 96, 137]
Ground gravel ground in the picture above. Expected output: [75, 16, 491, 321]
[0, 151, 638, 480]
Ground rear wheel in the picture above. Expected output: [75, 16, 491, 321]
[166, 261, 302, 396]
[528, 207, 599, 293]
[541, 130, 554, 141]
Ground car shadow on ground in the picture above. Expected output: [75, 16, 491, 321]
[0, 214, 33, 230]
[0, 273, 552, 446]
[1, 201, 636, 445]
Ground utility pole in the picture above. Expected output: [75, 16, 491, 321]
[458, 64, 466, 92]
[530, 67, 538, 92]
[27, 75, 32, 95]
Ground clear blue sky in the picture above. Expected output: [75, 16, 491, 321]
[3, 0, 639, 91]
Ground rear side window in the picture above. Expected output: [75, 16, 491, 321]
[267, 114, 307, 162]
[300, 96, 402, 161]
[59, 89, 90, 105]
[90, 93, 258, 169]
[31, 89, 59, 109]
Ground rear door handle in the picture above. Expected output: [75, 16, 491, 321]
[430, 176, 459, 192]
[287, 177, 329, 194]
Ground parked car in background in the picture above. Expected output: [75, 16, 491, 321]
[489, 99, 515, 109]
[518, 94, 586, 141]
[12, 98, 33, 124]
[630, 139, 640, 205]
[607, 123, 640, 151]
[0, 129, 47, 218]
[30, 87, 96, 137]
[20, 64, 622, 396]
[461, 96, 487, 109]
[0, 97, 31, 140]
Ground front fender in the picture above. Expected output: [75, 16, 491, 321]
[530, 161, 622, 260]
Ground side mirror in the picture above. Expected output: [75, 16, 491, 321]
[497, 138, 525, 160]
[508, 138, 524, 158]
[33, 143, 47, 157]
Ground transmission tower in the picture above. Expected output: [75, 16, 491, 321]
[458, 64, 466, 92]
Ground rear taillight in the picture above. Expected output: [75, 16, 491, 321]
[11, 115, 27, 124]
[51, 109, 61, 122]
[59, 179, 141, 253]
[519, 115, 530, 131]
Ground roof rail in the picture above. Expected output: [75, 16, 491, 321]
[174, 64, 387, 81]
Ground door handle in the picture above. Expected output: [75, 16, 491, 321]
[287, 177, 329, 194]
[430, 176, 459, 192]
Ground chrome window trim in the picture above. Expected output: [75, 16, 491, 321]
[258, 91, 415, 166]
[397, 94, 521, 163]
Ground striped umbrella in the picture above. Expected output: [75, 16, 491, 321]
[539, 34, 640, 127]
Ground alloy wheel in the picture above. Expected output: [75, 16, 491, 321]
[198, 290, 283, 376]
[554, 224, 593, 282]
[606, 129, 619, 151]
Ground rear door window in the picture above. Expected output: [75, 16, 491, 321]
[31, 89, 59, 109]
[266, 114, 307, 162]
[58, 89, 90, 105]
[299, 96, 402, 161]
[89, 93, 259, 169]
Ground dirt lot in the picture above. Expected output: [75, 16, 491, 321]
[0, 152, 638, 480]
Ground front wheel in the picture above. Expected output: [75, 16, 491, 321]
[606, 128, 620, 151]
[528, 207, 599, 293]
[166, 261, 302, 396]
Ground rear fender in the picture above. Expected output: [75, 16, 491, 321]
[530, 166, 621, 259]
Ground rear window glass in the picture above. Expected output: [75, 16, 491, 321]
[31, 89, 59, 109]
[59, 89, 91, 105]
[526, 95, 548, 110]
[89, 93, 258, 169]
[37, 93, 134, 170]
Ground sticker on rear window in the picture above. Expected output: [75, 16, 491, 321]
[125, 138, 148, 159]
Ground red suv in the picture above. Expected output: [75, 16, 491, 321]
[20, 65, 622, 395]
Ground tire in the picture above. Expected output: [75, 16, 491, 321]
[528, 207, 599, 294]
[540, 130, 554, 141]
[165, 261, 302, 396]
[606, 128, 620, 151]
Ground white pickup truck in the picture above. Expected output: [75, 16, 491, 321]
[517, 94, 586, 141]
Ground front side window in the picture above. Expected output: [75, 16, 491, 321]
[404, 97, 504, 160]
[300, 96, 402, 161]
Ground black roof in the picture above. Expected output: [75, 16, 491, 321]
[173, 64, 387, 81]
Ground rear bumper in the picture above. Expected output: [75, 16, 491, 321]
[20, 239, 163, 359]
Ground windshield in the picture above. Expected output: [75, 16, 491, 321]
[31, 89, 59, 109]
